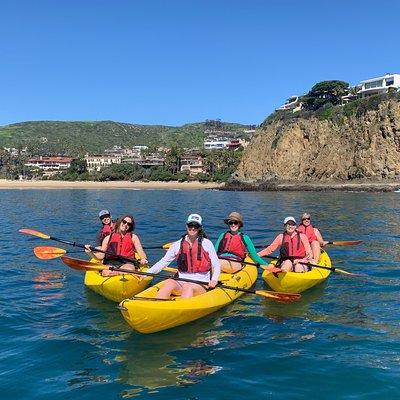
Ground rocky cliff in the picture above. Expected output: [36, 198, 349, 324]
[234, 98, 400, 185]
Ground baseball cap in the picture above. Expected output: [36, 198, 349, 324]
[186, 213, 202, 226]
[283, 216, 296, 225]
[99, 209, 110, 218]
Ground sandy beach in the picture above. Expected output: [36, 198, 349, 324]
[0, 179, 225, 190]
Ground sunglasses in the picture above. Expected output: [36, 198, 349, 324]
[121, 219, 133, 227]
[100, 215, 110, 220]
[302, 218, 311, 221]
[285, 222, 296, 226]
[187, 223, 200, 229]
[228, 220, 239, 226]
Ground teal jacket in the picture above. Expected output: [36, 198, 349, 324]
[214, 231, 267, 265]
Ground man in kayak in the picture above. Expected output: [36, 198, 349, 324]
[146, 213, 220, 299]
[85, 214, 148, 276]
[297, 212, 328, 262]
[215, 211, 268, 273]
[96, 209, 115, 245]
[257, 216, 314, 273]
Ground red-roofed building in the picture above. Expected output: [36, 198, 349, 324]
[25, 156, 73, 171]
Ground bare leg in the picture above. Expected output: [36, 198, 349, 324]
[220, 259, 242, 273]
[294, 263, 308, 273]
[280, 260, 294, 272]
[156, 279, 182, 299]
[102, 262, 136, 277]
[311, 241, 321, 263]
[181, 282, 207, 299]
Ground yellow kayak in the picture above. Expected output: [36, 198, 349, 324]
[119, 261, 258, 334]
[83, 256, 153, 302]
[262, 250, 332, 294]
[84, 269, 153, 303]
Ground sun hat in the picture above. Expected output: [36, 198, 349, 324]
[186, 213, 202, 226]
[283, 216, 296, 225]
[98, 209, 110, 218]
[224, 212, 244, 227]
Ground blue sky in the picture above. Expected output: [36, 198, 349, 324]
[1, 0, 399, 126]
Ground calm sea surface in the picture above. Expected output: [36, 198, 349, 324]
[1, 189, 399, 399]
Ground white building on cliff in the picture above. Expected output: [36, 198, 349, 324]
[358, 73, 400, 97]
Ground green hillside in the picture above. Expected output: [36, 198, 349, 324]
[0, 120, 252, 156]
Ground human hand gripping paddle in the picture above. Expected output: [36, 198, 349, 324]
[59, 255, 301, 303]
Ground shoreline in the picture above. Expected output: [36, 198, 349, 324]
[223, 181, 400, 192]
[0, 179, 225, 190]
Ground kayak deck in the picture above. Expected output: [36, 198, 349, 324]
[262, 250, 332, 293]
[84, 264, 153, 303]
[119, 262, 258, 334]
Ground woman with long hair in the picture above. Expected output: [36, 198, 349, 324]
[85, 214, 148, 276]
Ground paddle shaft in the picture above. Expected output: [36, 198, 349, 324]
[262, 255, 337, 272]
[47, 235, 140, 266]
[61, 255, 298, 299]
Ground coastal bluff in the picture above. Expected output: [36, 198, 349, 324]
[232, 98, 400, 190]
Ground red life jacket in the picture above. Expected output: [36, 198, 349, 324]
[105, 232, 135, 261]
[176, 235, 211, 273]
[217, 231, 247, 261]
[297, 223, 317, 243]
[97, 223, 114, 245]
[279, 231, 306, 260]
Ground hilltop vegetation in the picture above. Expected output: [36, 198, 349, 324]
[263, 82, 400, 126]
[0, 120, 252, 156]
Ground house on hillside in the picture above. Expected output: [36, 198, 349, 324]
[84, 154, 121, 172]
[276, 96, 303, 112]
[357, 73, 400, 98]
[180, 154, 204, 176]
[24, 156, 73, 171]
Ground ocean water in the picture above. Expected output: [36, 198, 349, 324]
[1, 189, 399, 399]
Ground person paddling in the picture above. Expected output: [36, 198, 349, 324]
[258, 216, 314, 273]
[146, 214, 220, 299]
[297, 212, 328, 262]
[85, 214, 148, 276]
[96, 209, 115, 245]
[215, 212, 267, 273]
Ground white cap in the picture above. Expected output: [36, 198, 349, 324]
[186, 213, 202, 226]
[283, 216, 296, 225]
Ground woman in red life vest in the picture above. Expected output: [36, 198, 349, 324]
[297, 212, 328, 262]
[215, 211, 267, 273]
[147, 213, 220, 299]
[85, 214, 148, 276]
[96, 209, 115, 245]
[257, 216, 314, 273]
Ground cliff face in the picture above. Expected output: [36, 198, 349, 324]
[235, 99, 400, 183]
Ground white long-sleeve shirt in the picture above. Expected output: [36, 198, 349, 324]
[147, 236, 221, 283]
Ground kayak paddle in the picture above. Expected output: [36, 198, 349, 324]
[34, 246, 67, 260]
[19, 228, 140, 266]
[255, 240, 363, 249]
[60, 255, 301, 303]
[326, 240, 363, 246]
[261, 255, 365, 277]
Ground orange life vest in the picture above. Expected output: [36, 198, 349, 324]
[217, 231, 247, 261]
[297, 223, 317, 243]
[105, 232, 135, 261]
[279, 231, 306, 260]
[176, 235, 211, 273]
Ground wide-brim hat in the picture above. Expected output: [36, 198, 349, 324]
[224, 212, 244, 226]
